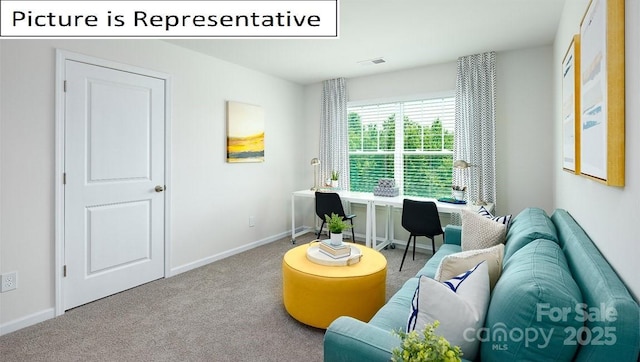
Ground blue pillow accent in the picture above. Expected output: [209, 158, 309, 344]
[441, 262, 481, 292]
[407, 282, 420, 331]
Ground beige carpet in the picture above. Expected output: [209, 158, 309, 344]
[0, 234, 428, 362]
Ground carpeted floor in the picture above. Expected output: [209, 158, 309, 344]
[0, 234, 428, 362]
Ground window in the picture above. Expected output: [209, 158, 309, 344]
[348, 96, 455, 198]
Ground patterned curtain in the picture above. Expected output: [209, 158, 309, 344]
[454, 52, 497, 206]
[320, 78, 349, 190]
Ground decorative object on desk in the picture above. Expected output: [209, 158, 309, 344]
[310, 158, 321, 191]
[330, 170, 339, 188]
[226, 101, 264, 163]
[453, 160, 486, 206]
[373, 178, 399, 197]
[578, 0, 625, 186]
[437, 197, 467, 205]
[319, 240, 351, 258]
[325, 212, 352, 246]
[392, 320, 463, 362]
[452, 185, 466, 201]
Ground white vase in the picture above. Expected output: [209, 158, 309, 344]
[330, 232, 343, 246]
[331, 180, 338, 188]
[452, 190, 465, 200]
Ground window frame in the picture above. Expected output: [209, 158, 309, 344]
[347, 91, 455, 198]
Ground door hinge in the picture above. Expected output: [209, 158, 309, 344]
[63, 80, 67, 92]
[63, 172, 66, 185]
[63, 265, 67, 277]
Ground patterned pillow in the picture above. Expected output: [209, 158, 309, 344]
[435, 244, 504, 291]
[461, 209, 507, 251]
[407, 261, 490, 361]
[478, 206, 512, 226]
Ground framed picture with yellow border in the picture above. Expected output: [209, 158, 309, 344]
[579, 0, 624, 186]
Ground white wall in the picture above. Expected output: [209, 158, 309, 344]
[496, 47, 555, 216]
[0, 40, 304, 330]
[301, 49, 555, 242]
[553, 0, 640, 300]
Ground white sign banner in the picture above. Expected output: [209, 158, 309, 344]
[0, 0, 339, 38]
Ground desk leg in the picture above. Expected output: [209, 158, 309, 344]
[291, 194, 296, 243]
[369, 202, 375, 249]
[387, 205, 395, 244]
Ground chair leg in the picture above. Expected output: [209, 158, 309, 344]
[399, 234, 413, 272]
[350, 219, 355, 242]
[430, 237, 436, 255]
[316, 221, 325, 239]
[412, 236, 416, 260]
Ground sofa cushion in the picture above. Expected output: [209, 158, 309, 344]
[461, 209, 507, 251]
[408, 262, 490, 360]
[503, 207, 558, 262]
[369, 278, 419, 332]
[435, 244, 504, 291]
[414, 243, 461, 278]
[480, 240, 583, 362]
[551, 209, 640, 360]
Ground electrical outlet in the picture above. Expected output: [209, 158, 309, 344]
[249, 216, 255, 227]
[1, 271, 18, 292]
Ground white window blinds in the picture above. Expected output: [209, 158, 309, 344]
[348, 96, 455, 198]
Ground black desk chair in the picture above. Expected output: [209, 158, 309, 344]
[399, 199, 444, 271]
[315, 192, 356, 242]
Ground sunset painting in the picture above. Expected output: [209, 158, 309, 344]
[227, 101, 264, 163]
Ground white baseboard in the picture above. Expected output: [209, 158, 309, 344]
[0, 308, 55, 336]
[1, 231, 292, 335]
[169, 231, 290, 276]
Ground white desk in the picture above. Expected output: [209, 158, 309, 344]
[291, 189, 374, 246]
[291, 189, 493, 250]
[370, 195, 493, 250]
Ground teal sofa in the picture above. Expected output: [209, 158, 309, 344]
[323, 208, 639, 361]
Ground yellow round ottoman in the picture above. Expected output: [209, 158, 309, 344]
[282, 242, 387, 329]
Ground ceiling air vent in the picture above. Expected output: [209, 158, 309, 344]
[358, 57, 386, 66]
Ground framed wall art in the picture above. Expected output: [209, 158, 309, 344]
[226, 101, 265, 163]
[579, 0, 625, 186]
[562, 34, 580, 173]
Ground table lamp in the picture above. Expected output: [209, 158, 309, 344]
[453, 160, 487, 206]
[310, 158, 320, 191]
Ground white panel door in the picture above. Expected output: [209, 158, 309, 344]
[64, 60, 165, 310]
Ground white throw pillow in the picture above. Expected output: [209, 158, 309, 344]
[461, 209, 507, 251]
[407, 261, 490, 361]
[435, 244, 504, 290]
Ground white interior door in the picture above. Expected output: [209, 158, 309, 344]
[63, 60, 166, 310]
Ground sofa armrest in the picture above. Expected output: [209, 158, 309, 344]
[444, 225, 462, 245]
[324, 316, 400, 362]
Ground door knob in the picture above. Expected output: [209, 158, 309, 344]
[155, 185, 165, 192]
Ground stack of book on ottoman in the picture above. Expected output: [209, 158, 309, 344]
[319, 240, 351, 259]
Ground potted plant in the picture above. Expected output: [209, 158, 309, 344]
[325, 212, 351, 246]
[392, 321, 463, 362]
[330, 171, 339, 188]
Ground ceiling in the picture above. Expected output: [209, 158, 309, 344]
[166, 0, 566, 85]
